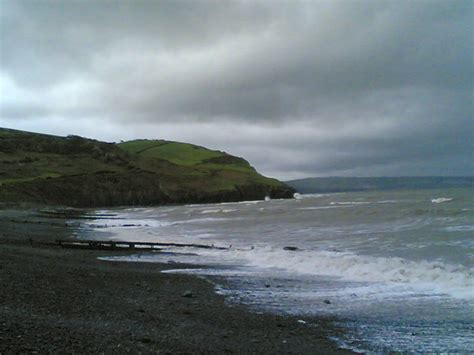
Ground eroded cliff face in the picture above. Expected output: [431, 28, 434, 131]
[0, 128, 294, 207]
[0, 171, 294, 207]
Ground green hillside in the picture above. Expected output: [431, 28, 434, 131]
[119, 140, 223, 166]
[0, 128, 294, 207]
[118, 139, 255, 172]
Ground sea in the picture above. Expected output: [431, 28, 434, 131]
[77, 187, 473, 353]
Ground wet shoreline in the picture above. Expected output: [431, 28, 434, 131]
[0, 209, 351, 353]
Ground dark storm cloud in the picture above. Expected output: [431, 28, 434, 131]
[0, 0, 472, 178]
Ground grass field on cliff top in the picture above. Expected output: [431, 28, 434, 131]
[118, 139, 257, 174]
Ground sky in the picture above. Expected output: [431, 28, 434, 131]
[0, 0, 472, 180]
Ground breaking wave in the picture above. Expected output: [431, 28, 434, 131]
[198, 247, 474, 300]
[444, 225, 474, 232]
[431, 197, 453, 204]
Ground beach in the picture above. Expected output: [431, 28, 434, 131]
[0, 210, 350, 353]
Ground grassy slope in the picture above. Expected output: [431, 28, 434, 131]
[118, 140, 254, 171]
[0, 129, 128, 184]
[118, 139, 281, 186]
[0, 128, 292, 207]
[119, 140, 223, 166]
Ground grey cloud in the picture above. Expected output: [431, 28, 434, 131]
[0, 0, 472, 178]
[0, 0, 274, 86]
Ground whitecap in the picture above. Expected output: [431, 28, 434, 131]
[431, 197, 453, 204]
[443, 225, 474, 232]
[201, 209, 221, 214]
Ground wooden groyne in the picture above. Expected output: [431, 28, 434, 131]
[55, 239, 230, 251]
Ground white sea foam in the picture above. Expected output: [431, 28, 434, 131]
[219, 200, 263, 206]
[330, 201, 371, 206]
[201, 209, 221, 214]
[444, 225, 474, 232]
[196, 248, 474, 300]
[301, 193, 338, 198]
[431, 197, 453, 204]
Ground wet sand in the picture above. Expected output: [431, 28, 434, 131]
[0, 210, 352, 353]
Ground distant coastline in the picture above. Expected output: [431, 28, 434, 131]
[285, 176, 474, 194]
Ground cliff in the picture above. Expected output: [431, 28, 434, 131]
[0, 128, 294, 207]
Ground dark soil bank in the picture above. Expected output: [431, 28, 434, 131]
[0, 212, 351, 353]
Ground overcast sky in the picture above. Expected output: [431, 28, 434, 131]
[0, 0, 472, 179]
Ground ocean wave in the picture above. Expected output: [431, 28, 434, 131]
[431, 197, 453, 204]
[199, 248, 474, 300]
[200, 209, 237, 214]
[330, 201, 371, 206]
[201, 209, 221, 214]
[443, 225, 474, 232]
[301, 193, 341, 198]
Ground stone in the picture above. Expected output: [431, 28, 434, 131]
[182, 290, 193, 298]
